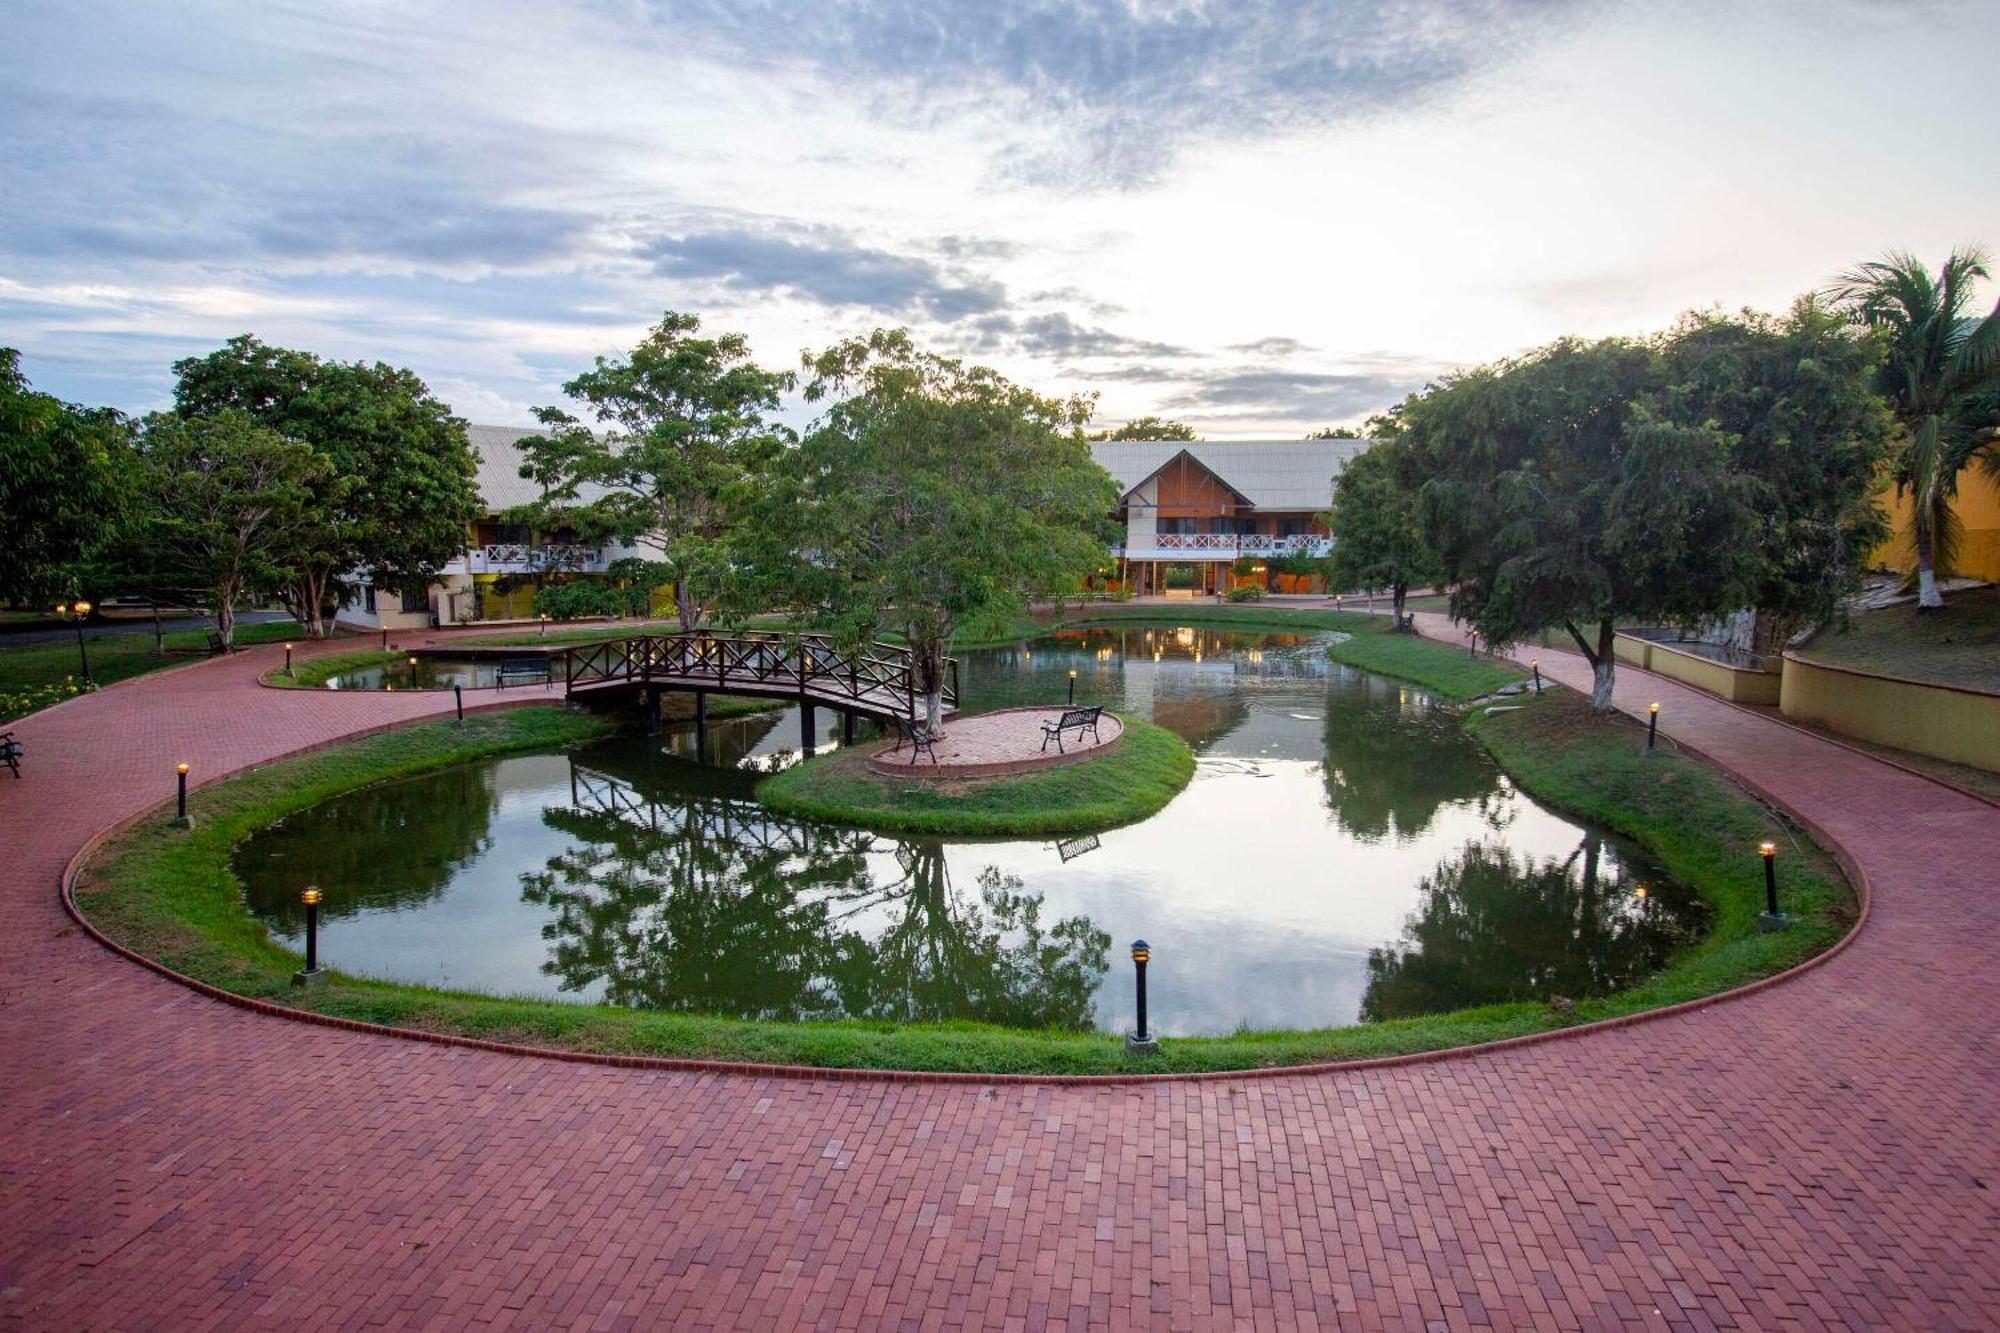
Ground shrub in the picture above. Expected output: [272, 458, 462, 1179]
[532, 580, 628, 621]
[0, 676, 96, 722]
[1225, 583, 1264, 602]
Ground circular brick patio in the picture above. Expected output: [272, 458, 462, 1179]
[865, 705, 1124, 778]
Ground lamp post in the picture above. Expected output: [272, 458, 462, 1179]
[1758, 841, 1786, 930]
[294, 886, 324, 984]
[174, 761, 190, 826]
[454, 683, 464, 722]
[53, 600, 94, 685]
[1067, 668, 1077, 705]
[407, 655, 419, 688]
[1646, 701, 1660, 752]
[1531, 660, 1542, 694]
[380, 626, 390, 650]
[539, 613, 549, 638]
[284, 642, 295, 677]
[1126, 940, 1158, 1055]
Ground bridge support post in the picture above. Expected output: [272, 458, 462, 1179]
[693, 690, 707, 762]
[842, 710, 857, 746]
[644, 685, 660, 735]
[800, 701, 816, 757]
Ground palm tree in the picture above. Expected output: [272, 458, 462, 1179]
[1826, 248, 2000, 609]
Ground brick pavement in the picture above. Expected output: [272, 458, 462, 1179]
[867, 706, 1125, 777]
[0, 629, 1995, 1329]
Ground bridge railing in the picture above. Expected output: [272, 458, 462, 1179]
[561, 630, 959, 719]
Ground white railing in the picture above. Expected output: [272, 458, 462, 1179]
[441, 543, 607, 575]
[1110, 534, 1332, 560]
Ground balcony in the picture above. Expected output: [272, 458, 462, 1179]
[441, 543, 608, 576]
[1111, 533, 1332, 561]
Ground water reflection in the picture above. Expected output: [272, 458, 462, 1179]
[235, 625, 1710, 1034]
[1362, 838, 1706, 1020]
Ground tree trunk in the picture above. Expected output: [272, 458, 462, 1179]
[1391, 581, 1408, 630]
[1565, 618, 1618, 713]
[1913, 528, 1943, 611]
[676, 579, 702, 633]
[151, 600, 165, 656]
[919, 639, 945, 732]
[215, 584, 238, 648]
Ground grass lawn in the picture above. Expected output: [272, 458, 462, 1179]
[1796, 585, 2000, 692]
[264, 648, 403, 689]
[1, 618, 305, 721]
[757, 714, 1194, 837]
[76, 625, 1855, 1074]
[1323, 620, 1524, 701]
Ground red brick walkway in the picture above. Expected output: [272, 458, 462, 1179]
[1, 629, 1994, 1329]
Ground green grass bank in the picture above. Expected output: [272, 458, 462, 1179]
[757, 714, 1193, 837]
[1, 618, 304, 721]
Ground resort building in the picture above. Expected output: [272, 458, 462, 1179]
[1090, 438, 1370, 595]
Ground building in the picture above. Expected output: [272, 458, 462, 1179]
[1091, 438, 1370, 596]
[1869, 463, 2000, 584]
[337, 425, 645, 632]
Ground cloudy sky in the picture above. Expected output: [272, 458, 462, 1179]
[4, 0, 1996, 437]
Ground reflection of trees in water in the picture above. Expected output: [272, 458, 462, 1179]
[237, 762, 498, 926]
[1319, 681, 1512, 842]
[519, 759, 1109, 1026]
[1360, 837, 1707, 1021]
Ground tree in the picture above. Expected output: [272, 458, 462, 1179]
[1305, 425, 1364, 439]
[172, 335, 482, 636]
[757, 329, 1120, 728]
[1410, 337, 1764, 710]
[1090, 415, 1196, 441]
[1656, 303, 1894, 648]
[0, 349, 135, 606]
[1825, 248, 2000, 609]
[1324, 434, 1438, 626]
[134, 410, 327, 646]
[515, 312, 794, 631]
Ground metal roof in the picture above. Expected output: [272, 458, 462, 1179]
[465, 424, 544, 513]
[1090, 438, 1371, 511]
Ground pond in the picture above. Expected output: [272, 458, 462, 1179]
[236, 625, 1707, 1037]
[322, 654, 554, 691]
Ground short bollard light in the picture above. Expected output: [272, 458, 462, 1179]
[1758, 841, 1787, 930]
[283, 642, 295, 677]
[539, 613, 549, 638]
[1126, 939, 1158, 1055]
[173, 761, 191, 826]
[380, 626, 390, 650]
[1531, 659, 1542, 694]
[1646, 701, 1660, 752]
[454, 683, 464, 723]
[407, 655, 420, 688]
[1067, 668, 1078, 705]
[294, 886, 325, 985]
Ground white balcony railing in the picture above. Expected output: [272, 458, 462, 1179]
[1110, 534, 1332, 560]
[441, 543, 608, 576]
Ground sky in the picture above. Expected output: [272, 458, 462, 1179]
[4, 0, 1997, 438]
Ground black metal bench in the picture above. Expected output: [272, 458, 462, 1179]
[1039, 705, 1104, 753]
[497, 657, 552, 686]
[0, 731, 20, 779]
[889, 716, 941, 766]
[205, 630, 231, 656]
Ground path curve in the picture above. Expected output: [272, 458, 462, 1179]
[2, 628, 1994, 1328]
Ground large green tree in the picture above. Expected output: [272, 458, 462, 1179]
[515, 312, 794, 631]
[1825, 248, 2000, 608]
[756, 330, 1120, 728]
[0, 349, 135, 606]
[172, 335, 481, 636]
[1324, 432, 1438, 626]
[1090, 415, 1195, 441]
[1411, 336, 1765, 711]
[134, 410, 327, 646]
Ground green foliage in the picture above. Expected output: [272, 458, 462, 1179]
[1224, 583, 1263, 602]
[516, 312, 794, 630]
[758, 715, 1194, 837]
[1305, 425, 1364, 439]
[171, 335, 482, 636]
[0, 619, 302, 717]
[748, 329, 1121, 727]
[0, 348, 135, 605]
[0, 675, 96, 723]
[532, 579, 630, 621]
[133, 411, 329, 646]
[1090, 415, 1195, 441]
[1326, 435, 1438, 613]
[1825, 247, 2000, 606]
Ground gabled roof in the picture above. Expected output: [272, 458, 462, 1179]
[1090, 438, 1370, 511]
[466, 424, 543, 513]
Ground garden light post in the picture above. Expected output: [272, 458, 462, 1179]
[1126, 939, 1158, 1055]
[1758, 841, 1787, 930]
[1647, 701, 1660, 752]
[294, 886, 324, 985]
[54, 600, 94, 685]
[380, 626, 389, 650]
[174, 762, 190, 825]
[454, 683, 464, 722]
[408, 655, 419, 688]
[539, 613, 549, 638]
[1531, 660, 1542, 694]
[284, 642, 295, 677]
[1068, 669, 1077, 705]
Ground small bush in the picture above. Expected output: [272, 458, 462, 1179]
[1226, 583, 1265, 602]
[532, 580, 631, 621]
[0, 675, 95, 722]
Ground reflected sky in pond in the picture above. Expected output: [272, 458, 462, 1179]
[238, 627, 1705, 1035]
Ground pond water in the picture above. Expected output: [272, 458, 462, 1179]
[323, 655, 553, 691]
[237, 626, 1706, 1036]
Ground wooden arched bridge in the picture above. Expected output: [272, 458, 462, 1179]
[560, 631, 959, 741]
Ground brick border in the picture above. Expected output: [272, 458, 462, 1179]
[57, 684, 1872, 1086]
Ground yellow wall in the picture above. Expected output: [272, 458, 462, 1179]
[1780, 654, 2000, 774]
[1612, 635, 1782, 705]
[1870, 466, 2000, 582]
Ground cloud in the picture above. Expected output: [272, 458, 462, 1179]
[1161, 366, 1425, 418]
[1228, 336, 1312, 357]
[957, 312, 1194, 359]
[642, 227, 1008, 320]
[645, 0, 1602, 187]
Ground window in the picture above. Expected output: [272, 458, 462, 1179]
[363, 584, 378, 614]
[1277, 518, 1306, 538]
[1158, 517, 1197, 535]
[401, 587, 429, 614]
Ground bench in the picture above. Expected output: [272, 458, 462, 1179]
[0, 731, 19, 779]
[1039, 706, 1104, 753]
[889, 716, 941, 766]
[497, 657, 552, 686]
[205, 630, 231, 656]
